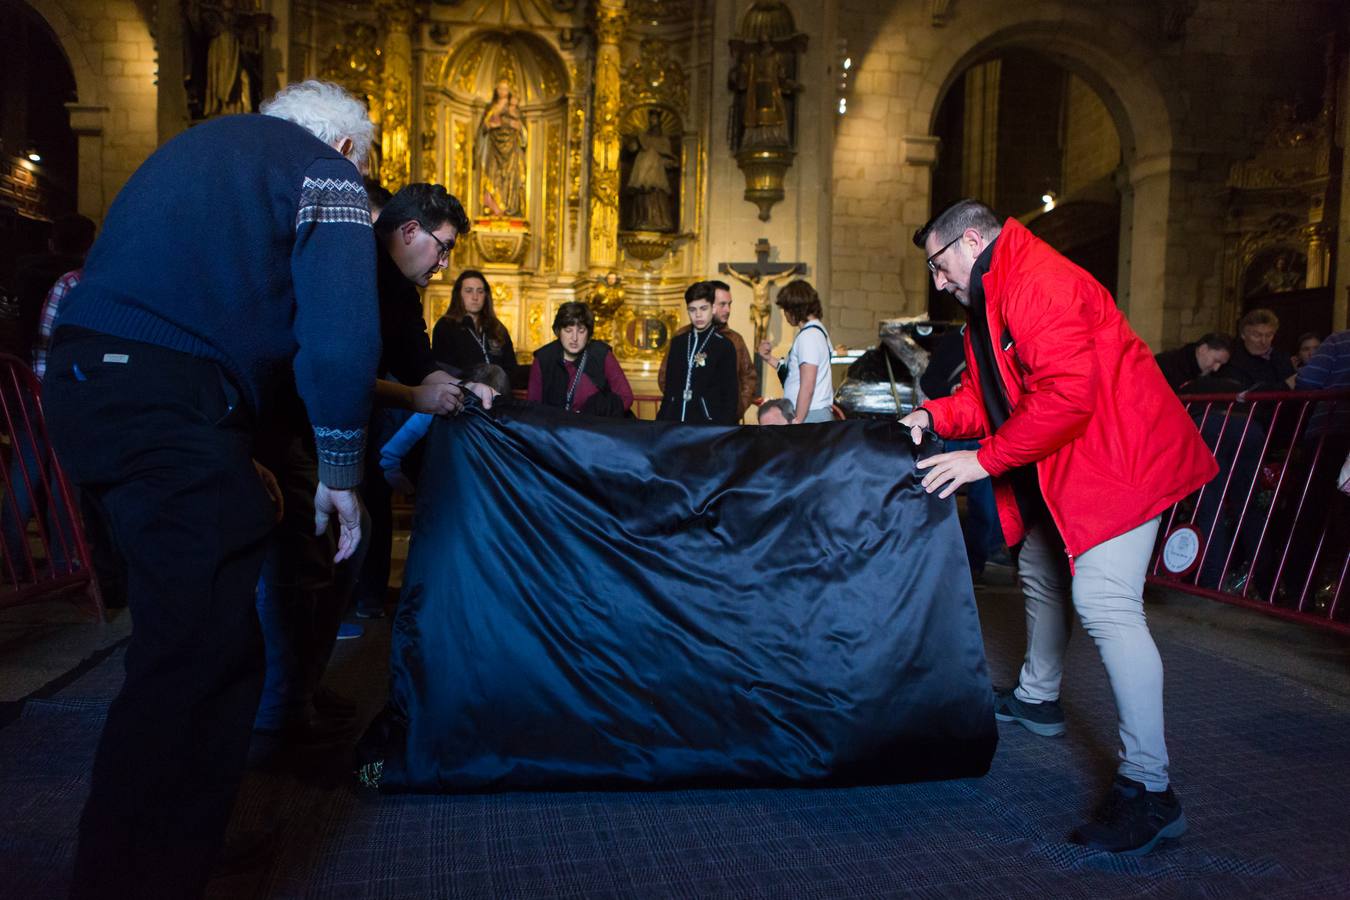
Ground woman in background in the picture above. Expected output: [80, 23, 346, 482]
[432, 269, 523, 389]
[756, 280, 835, 423]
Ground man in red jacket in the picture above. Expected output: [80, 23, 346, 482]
[900, 200, 1217, 856]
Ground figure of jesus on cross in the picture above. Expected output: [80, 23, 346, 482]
[720, 238, 806, 393]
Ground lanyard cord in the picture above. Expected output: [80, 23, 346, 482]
[468, 322, 490, 364]
[681, 327, 714, 421]
[564, 348, 590, 411]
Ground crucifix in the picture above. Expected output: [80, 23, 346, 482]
[719, 238, 807, 393]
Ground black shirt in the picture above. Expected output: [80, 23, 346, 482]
[657, 326, 739, 425]
[1220, 344, 1294, 391]
[965, 237, 1048, 530]
[375, 242, 437, 387]
[431, 314, 525, 389]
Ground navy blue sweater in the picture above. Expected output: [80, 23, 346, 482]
[57, 114, 380, 488]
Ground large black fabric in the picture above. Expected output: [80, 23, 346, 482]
[372, 403, 997, 792]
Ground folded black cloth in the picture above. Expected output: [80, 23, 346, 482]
[368, 403, 996, 792]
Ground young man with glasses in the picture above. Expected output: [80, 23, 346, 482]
[900, 199, 1217, 856]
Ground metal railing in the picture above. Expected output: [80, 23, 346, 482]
[0, 354, 103, 618]
[1148, 388, 1348, 634]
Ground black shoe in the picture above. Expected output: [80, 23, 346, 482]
[355, 605, 386, 619]
[993, 686, 1066, 736]
[1070, 775, 1188, 855]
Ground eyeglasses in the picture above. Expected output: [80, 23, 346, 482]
[926, 235, 962, 274]
[423, 224, 454, 260]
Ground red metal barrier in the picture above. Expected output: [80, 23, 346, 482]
[0, 354, 103, 618]
[1148, 388, 1349, 635]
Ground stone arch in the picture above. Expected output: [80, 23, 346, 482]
[22, 0, 99, 106]
[912, 3, 1183, 345]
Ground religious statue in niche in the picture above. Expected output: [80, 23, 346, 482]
[729, 36, 797, 149]
[478, 80, 528, 218]
[184, 0, 269, 120]
[1243, 250, 1307, 298]
[621, 109, 680, 233]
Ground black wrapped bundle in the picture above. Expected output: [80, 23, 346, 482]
[372, 403, 996, 792]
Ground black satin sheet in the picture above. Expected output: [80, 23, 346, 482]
[374, 403, 996, 792]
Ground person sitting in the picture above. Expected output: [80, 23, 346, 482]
[1153, 332, 1233, 394]
[431, 270, 525, 390]
[1219, 308, 1296, 390]
[1292, 332, 1322, 370]
[757, 398, 793, 425]
[657, 281, 739, 425]
[381, 364, 509, 495]
[756, 280, 836, 423]
[527, 302, 634, 417]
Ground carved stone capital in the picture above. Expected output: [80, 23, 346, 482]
[65, 104, 109, 135]
[902, 135, 941, 168]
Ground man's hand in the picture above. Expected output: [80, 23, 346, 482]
[410, 380, 466, 416]
[314, 483, 364, 563]
[898, 408, 932, 445]
[916, 449, 990, 499]
[253, 460, 284, 523]
[465, 381, 496, 410]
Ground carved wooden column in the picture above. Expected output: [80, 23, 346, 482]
[376, 0, 416, 188]
[588, 0, 628, 271]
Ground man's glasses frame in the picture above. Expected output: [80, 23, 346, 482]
[422, 223, 454, 260]
[926, 234, 962, 274]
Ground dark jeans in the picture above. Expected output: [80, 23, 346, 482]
[253, 411, 370, 730]
[351, 406, 407, 614]
[947, 439, 1001, 572]
[45, 331, 275, 900]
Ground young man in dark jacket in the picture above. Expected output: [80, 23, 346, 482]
[1153, 332, 1233, 394]
[657, 281, 740, 425]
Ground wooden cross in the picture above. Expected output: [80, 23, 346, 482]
[719, 238, 809, 394]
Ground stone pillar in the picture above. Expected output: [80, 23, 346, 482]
[66, 103, 109, 222]
[1122, 152, 1181, 348]
[156, 2, 189, 143]
[902, 134, 941, 312]
[376, 0, 416, 188]
[961, 60, 999, 202]
[588, 0, 627, 272]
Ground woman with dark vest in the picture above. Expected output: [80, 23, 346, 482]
[527, 301, 634, 417]
[431, 269, 525, 389]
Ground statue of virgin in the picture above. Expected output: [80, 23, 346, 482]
[478, 80, 527, 218]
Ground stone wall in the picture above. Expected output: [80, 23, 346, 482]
[26, 0, 158, 221]
[830, 0, 1342, 350]
[1061, 74, 1119, 198]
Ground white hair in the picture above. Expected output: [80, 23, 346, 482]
[260, 79, 375, 171]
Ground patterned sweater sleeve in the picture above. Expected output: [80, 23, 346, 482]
[290, 157, 381, 489]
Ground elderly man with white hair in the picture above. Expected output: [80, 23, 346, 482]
[44, 80, 381, 898]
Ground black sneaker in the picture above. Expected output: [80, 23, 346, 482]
[1071, 775, 1188, 855]
[992, 686, 1066, 736]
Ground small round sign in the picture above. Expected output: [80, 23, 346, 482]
[1160, 524, 1203, 576]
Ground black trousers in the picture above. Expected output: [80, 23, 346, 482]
[45, 331, 275, 900]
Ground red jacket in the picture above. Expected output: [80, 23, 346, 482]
[923, 219, 1217, 560]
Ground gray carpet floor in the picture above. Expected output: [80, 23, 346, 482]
[3, 586, 1349, 899]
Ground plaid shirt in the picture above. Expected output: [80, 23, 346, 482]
[33, 269, 81, 381]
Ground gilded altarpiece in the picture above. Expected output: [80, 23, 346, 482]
[299, 0, 717, 401]
[1222, 40, 1340, 344]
